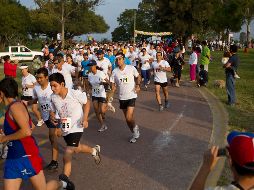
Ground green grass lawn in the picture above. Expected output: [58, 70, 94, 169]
[183, 49, 254, 185]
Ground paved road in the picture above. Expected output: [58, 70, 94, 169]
[0, 81, 213, 190]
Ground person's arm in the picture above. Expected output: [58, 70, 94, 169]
[189, 146, 220, 190]
[0, 102, 32, 143]
[82, 97, 90, 129]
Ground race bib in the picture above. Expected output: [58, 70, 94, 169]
[40, 103, 50, 112]
[93, 85, 100, 94]
[120, 75, 129, 84]
[61, 117, 72, 132]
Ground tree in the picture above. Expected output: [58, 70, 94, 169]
[33, 0, 108, 47]
[0, 0, 31, 49]
[112, 0, 158, 41]
[240, 32, 247, 44]
[156, 0, 215, 39]
[240, 0, 254, 46]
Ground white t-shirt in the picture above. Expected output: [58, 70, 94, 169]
[151, 60, 170, 83]
[96, 57, 112, 77]
[139, 53, 152, 70]
[51, 89, 87, 136]
[56, 63, 76, 89]
[188, 52, 198, 65]
[88, 70, 107, 98]
[205, 184, 242, 190]
[22, 73, 37, 97]
[33, 83, 53, 121]
[110, 65, 139, 100]
[125, 51, 138, 67]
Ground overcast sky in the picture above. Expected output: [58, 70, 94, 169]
[19, 0, 141, 40]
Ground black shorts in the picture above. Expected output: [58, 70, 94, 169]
[154, 81, 168, 88]
[63, 132, 83, 147]
[92, 96, 107, 103]
[44, 120, 60, 129]
[119, 98, 136, 109]
[21, 96, 33, 101]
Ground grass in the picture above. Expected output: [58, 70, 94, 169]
[183, 49, 254, 185]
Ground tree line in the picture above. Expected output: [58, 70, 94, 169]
[0, 0, 109, 50]
[112, 0, 254, 43]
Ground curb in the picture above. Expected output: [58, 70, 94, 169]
[198, 87, 229, 187]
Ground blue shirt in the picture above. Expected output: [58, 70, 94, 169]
[81, 60, 90, 76]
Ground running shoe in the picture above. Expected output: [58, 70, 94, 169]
[45, 160, 58, 170]
[107, 103, 116, 113]
[92, 145, 101, 165]
[36, 119, 44, 127]
[59, 174, 75, 190]
[147, 80, 150, 85]
[159, 105, 164, 111]
[144, 85, 148, 90]
[129, 125, 140, 143]
[165, 101, 170, 108]
[98, 125, 108, 132]
[175, 83, 180, 88]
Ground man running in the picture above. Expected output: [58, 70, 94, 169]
[151, 52, 171, 111]
[49, 73, 101, 185]
[110, 52, 141, 143]
[32, 68, 59, 170]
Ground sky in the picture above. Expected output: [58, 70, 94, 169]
[19, 0, 254, 41]
[19, 0, 141, 40]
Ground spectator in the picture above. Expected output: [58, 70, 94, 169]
[190, 131, 254, 190]
[200, 41, 211, 72]
[223, 45, 240, 106]
[3, 56, 17, 78]
[188, 47, 198, 82]
[197, 65, 208, 87]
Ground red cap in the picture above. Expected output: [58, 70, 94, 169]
[228, 131, 254, 168]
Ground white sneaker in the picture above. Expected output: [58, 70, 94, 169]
[36, 119, 44, 127]
[1, 145, 8, 159]
[98, 125, 108, 132]
[92, 145, 101, 165]
[147, 80, 150, 85]
[130, 126, 140, 143]
[107, 103, 116, 113]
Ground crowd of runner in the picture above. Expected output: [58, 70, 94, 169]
[0, 39, 245, 190]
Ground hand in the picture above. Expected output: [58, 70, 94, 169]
[50, 113, 58, 126]
[135, 85, 140, 93]
[202, 146, 220, 171]
[55, 128, 62, 137]
[83, 120, 88, 129]
[0, 130, 6, 143]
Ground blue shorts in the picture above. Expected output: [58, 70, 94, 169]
[4, 156, 43, 180]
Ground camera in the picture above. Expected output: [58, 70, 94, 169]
[217, 148, 227, 157]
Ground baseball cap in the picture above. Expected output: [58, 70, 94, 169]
[227, 131, 254, 168]
[97, 49, 103, 54]
[19, 63, 28, 69]
[87, 60, 97, 66]
[173, 47, 180, 53]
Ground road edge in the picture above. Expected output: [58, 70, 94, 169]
[187, 86, 229, 189]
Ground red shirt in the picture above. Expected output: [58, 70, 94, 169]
[4, 61, 17, 77]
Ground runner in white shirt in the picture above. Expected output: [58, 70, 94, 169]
[19, 64, 44, 127]
[54, 55, 77, 89]
[88, 60, 109, 132]
[31, 68, 59, 170]
[139, 48, 153, 90]
[110, 53, 141, 143]
[151, 52, 171, 111]
[125, 46, 138, 68]
[96, 49, 116, 113]
[49, 72, 101, 186]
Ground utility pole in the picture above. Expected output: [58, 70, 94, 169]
[134, 10, 136, 44]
